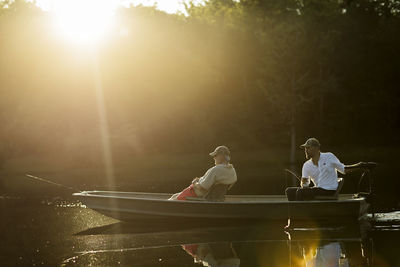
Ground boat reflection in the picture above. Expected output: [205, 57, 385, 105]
[62, 221, 382, 266]
[180, 237, 370, 267]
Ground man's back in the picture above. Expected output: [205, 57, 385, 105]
[198, 164, 237, 191]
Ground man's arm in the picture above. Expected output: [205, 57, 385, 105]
[191, 177, 207, 195]
[193, 167, 217, 195]
[344, 162, 374, 173]
[330, 152, 376, 174]
[301, 164, 311, 187]
[193, 182, 207, 195]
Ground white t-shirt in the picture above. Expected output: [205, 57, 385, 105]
[198, 164, 237, 191]
[302, 152, 345, 190]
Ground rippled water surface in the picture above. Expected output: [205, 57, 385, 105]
[2, 197, 400, 266]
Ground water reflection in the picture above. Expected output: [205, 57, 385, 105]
[181, 236, 376, 267]
[63, 238, 374, 267]
[182, 242, 240, 267]
[178, 238, 370, 267]
[285, 229, 373, 266]
[290, 241, 348, 266]
[62, 222, 382, 267]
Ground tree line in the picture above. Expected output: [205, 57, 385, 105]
[0, 0, 399, 168]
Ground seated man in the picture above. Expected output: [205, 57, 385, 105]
[169, 145, 237, 201]
[286, 137, 367, 201]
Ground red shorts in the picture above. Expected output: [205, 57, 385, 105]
[182, 244, 199, 256]
[177, 184, 198, 200]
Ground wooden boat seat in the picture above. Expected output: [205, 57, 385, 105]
[186, 184, 230, 202]
[314, 178, 344, 200]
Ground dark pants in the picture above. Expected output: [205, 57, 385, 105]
[285, 187, 336, 201]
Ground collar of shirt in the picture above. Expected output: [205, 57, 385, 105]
[309, 153, 327, 167]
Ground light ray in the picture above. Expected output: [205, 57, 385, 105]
[91, 51, 116, 190]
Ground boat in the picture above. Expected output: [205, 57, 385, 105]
[73, 191, 369, 224]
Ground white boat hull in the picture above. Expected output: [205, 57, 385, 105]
[73, 191, 368, 223]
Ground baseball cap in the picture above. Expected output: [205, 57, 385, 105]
[300, 138, 320, 148]
[209, 145, 230, 157]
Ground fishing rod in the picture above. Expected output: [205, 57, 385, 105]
[284, 169, 301, 182]
[25, 174, 80, 192]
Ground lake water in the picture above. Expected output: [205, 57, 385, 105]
[1, 197, 400, 267]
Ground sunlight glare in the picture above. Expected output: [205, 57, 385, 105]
[52, 0, 117, 44]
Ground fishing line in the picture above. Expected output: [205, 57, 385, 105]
[25, 174, 80, 192]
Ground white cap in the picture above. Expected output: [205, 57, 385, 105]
[209, 145, 230, 157]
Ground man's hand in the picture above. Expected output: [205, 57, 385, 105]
[301, 177, 310, 188]
[191, 177, 200, 184]
[359, 162, 378, 171]
[358, 162, 369, 172]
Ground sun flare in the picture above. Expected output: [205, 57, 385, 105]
[52, 0, 117, 44]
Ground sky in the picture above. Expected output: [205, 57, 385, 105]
[31, 0, 206, 14]
[0, 0, 206, 45]
[128, 0, 188, 14]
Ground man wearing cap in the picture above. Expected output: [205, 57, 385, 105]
[169, 145, 237, 201]
[285, 138, 366, 201]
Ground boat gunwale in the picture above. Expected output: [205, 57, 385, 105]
[73, 191, 366, 205]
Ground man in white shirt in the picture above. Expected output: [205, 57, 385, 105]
[286, 138, 366, 201]
[169, 145, 237, 200]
